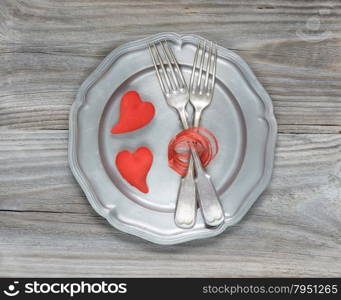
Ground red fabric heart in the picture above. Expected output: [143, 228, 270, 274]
[111, 91, 155, 134]
[115, 147, 153, 193]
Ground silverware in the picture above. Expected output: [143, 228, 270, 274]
[149, 41, 196, 228]
[149, 41, 189, 128]
[149, 40, 224, 228]
[189, 42, 224, 226]
[190, 42, 217, 127]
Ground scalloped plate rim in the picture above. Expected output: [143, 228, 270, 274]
[68, 32, 277, 245]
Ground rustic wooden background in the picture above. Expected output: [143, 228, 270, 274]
[0, 0, 340, 277]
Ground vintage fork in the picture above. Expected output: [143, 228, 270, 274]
[149, 40, 224, 228]
[149, 41, 196, 228]
[188, 41, 224, 227]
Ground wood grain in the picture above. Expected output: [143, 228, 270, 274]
[1, 0, 341, 277]
[0, 0, 341, 132]
[0, 131, 340, 277]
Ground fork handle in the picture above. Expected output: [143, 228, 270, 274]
[174, 107, 197, 228]
[190, 148, 224, 227]
[178, 108, 189, 129]
[174, 157, 196, 228]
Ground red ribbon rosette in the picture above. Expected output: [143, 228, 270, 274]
[168, 127, 219, 176]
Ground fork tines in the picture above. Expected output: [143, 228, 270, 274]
[149, 41, 186, 95]
[190, 41, 217, 96]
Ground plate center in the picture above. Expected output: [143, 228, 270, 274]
[98, 66, 245, 212]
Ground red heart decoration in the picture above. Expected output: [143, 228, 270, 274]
[115, 147, 153, 193]
[111, 91, 155, 134]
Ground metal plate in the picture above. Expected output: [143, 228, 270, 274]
[68, 32, 277, 245]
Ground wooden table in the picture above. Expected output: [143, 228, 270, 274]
[1, 0, 340, 277]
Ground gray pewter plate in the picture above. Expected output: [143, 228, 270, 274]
[68, 32, 277, 245]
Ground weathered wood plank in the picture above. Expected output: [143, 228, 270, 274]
[0, 0, 341, 132]
[0, 131, 340, 277]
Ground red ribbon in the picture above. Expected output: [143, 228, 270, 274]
[168, 127, 219, 176]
